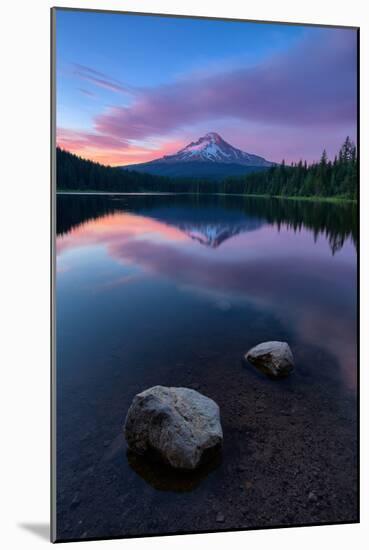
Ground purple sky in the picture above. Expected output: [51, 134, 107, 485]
[56, 11, 357, 165]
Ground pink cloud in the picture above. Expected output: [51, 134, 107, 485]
[56, 127, 184, 166]
[94, 30, 356, 142]
[61, 29, 357, 165]
[57, 127, 130, 150]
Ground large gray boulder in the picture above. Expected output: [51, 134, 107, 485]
[245, 341, 294, 378]
[124, 385, 223, 470]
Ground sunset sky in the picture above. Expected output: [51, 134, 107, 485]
[56, 10, 357, 166]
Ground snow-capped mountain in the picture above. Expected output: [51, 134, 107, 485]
[159, 132, 272, 166]
[122, 132, 275, 179]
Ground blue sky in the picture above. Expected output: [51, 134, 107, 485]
[56, 9, 357, 165]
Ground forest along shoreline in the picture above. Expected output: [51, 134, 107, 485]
[56, 190, 357, 204]
[55, 137, 357, 201]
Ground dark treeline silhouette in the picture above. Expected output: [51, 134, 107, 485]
[56, 137, 357, 199]
[226, 137, 357, 200]
[56, 147, 170, 192]
[57, 194, 357, 255]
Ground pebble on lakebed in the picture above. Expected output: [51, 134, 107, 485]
[244, 341, 295, 379]
[124, 385, 223, 470]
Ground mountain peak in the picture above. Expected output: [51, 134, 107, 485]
[159, 132, 273, 167]
[122, 132, 275, 179]
[178, 132, 227, 156]
[203, 132, 222, 141]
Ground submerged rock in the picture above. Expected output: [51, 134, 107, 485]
[245, 341, 294, 378]
[124, 385, 223, 470]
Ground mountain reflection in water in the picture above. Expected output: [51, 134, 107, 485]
[57, 193, 357, 254]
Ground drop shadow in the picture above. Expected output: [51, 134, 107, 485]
[18, 522, 49, 541]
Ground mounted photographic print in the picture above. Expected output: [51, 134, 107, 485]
[51, 7, 359, 543]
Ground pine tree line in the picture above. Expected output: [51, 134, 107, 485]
[226, 137, 357, 199]
[56, 137, 357, 199]
[56, 147, 170, 192]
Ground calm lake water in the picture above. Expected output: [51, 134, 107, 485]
[56, 194, 358, 540]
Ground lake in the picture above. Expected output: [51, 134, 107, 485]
[55, 194, 358, 540]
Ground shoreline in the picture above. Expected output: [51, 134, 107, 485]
[56, 191, 356, 204]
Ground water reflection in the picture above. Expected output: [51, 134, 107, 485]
[57, 194, 357, 255]
[56, 194, 357, 538]
[56, 194, 357, 391]
[127, 449, 222, 492]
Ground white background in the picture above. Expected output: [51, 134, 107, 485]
[1, 0, 368, 548]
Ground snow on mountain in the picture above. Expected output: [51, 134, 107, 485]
[122, 132, 275, 178]
[154, 132, 273, 167]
